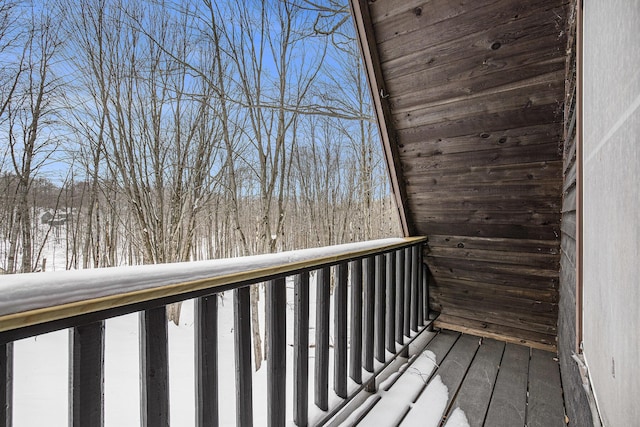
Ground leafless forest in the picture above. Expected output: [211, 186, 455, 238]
[0, 0, 401, 274]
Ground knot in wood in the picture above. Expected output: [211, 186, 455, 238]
[491, 41, 502, 50]
[413, 7, 422, 16]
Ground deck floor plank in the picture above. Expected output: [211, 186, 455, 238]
[401, 334, 479, 426]
[356, 330, 460, 426]
[447, 338, 505, 427]
[526, 348, 566, 427]
[483, 343, 531, 427]
[340, 331, 566, 427]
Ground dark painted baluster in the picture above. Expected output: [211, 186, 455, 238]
[294, 272, 310, 426]
[70, 321, 104, 427]
[334, 262, 348, 398]
[362, 256, 375, 373]
[315, 267, 330, 411]
[266, 278, 286, 426]
[349, 260, 363, 384]
[395, 249, 405, 346]
[374, 254, 386, 363]
[410, 245, 419, 332]
[0, 342, 11, 427]
[423, 263, 430, 322]
[417, 245, 424, 327]
[385, 251, 396, 354]
[403, 247, 412, 338]
[140, 308, 169, 427]
[195, 295, 218, 427]
[234, 287, 253, 426]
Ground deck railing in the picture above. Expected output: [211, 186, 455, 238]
[0, 237, 428, 426]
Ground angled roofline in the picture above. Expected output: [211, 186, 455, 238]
[349, 0, 413, 236]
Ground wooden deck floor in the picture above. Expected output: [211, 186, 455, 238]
[342, 329, 566, 427]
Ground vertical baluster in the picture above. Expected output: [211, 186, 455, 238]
[0, 342, 11, 427]
[395, 249, 405, 346]
[70, 321, 104, 427]
[385, 251, 396, 353]
[267, 278, 286, 426]
[349, 260, 363, 384]
[294, 272, 310, 426]
[334, 262, 348, 398]
[315, 267, 330, 411]
[374, 254, 386, 363]
[410, 245, 419, 332]
[195, 295, 218, 427]
[417, 245, 424, 327]
[423, 263, 430, 322]
[403, 247, 412, 338]
[234, 287, 253, 427]
[140, 308, 169, 427]
[362, 256, 375, 373]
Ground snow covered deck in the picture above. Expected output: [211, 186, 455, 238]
[335, 329, 566, 427]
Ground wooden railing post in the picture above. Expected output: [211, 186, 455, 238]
[294, 272, 310, 426]
[403, 247, 412, 338]
[349, 260, 363, 384]
[195, 295, 218, 427]
[266, 278, 286, 426]
[70, 321, 104, 427]
[0, 343, 12, 427]
[234, 287, 253, 427]
[140, 308, 169, 427]
[385, 251, 396, 354]
[315, 267, 331, 411]
[362, 256, 375, 374]
[374, 254, 386, 363]
[410, 245, 419, 332]
[395, 249, 405, 346]
[334, 262, 348, 398]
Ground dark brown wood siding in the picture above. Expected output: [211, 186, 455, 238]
[351, 0, 570, 350]
[558, 3, 593, 425]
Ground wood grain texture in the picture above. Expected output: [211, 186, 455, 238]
[351, 0, 568, 349]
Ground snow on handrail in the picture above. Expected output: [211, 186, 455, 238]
[0, 236, 426, 333]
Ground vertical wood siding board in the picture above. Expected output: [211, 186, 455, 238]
[70, 321, 105, 427]
[266, 278, 287, 426]
[374, 254, 387, 363]
[140, 308, 169, 427]
[0, 343, 12, 427]
[385, 251, 397, 353]
[234, 288, 253, 427]
[334, 263, 349, 398]
[294, 272, 310, 424]
[349, 260, 363, 384]
[410, 245, 419, 332]
[395, 249, 405, 345]
[195, 296, 219, 427]
[314, 267, 331, 410]
[362, 256, 375, 372]
[403, 247, 412, 337]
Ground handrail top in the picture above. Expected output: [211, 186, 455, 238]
[0, 236, 426, 334]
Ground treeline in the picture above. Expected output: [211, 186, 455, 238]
[0, 0, 400, 274]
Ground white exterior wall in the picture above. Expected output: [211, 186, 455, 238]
[583, 2, 640, 426]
